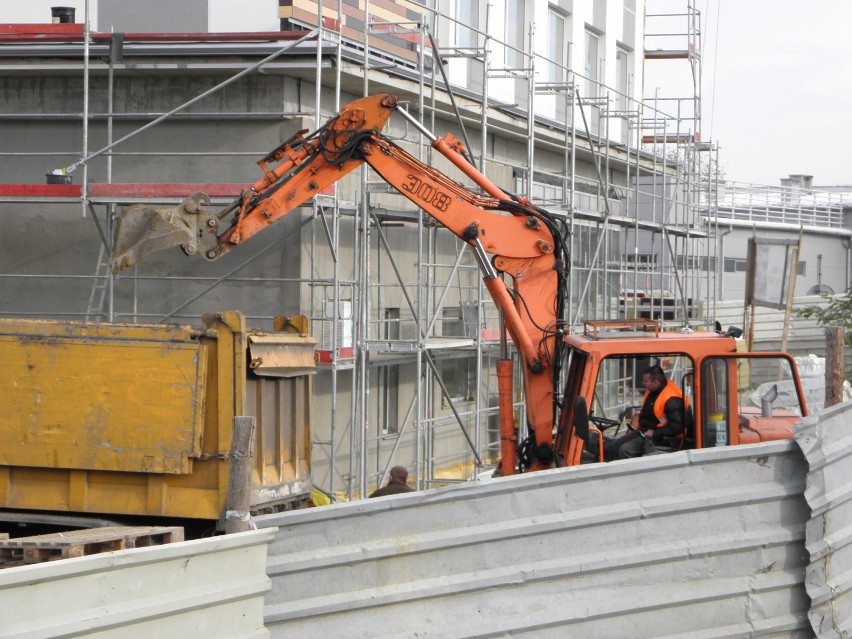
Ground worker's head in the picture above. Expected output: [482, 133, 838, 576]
[389, 466, 409, 483]
[641, 365, 667, 392]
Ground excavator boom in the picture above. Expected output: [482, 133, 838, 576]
[112, 95, 397, 271]
[111, 94, 569, 475]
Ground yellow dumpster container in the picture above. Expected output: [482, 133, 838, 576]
[0, 311, 314, 525]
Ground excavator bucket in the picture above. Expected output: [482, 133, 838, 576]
[111, 193, 219, 273]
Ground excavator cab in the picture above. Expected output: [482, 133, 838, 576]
[587, 351, 694, 461]
[556, 321, 809, 466]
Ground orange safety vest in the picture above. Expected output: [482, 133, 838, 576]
[643, 380, 688, 428]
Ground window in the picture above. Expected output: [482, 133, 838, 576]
[584, 29, 602, 132]
[547, 7, 566, 83]
[515, 173, 564, 206]
[701, 354, 804, 447]
[725, 257, 805, 275]
[724, 258, 748, 273]
[625, 253, 658, 268]
[675, 255, 718, 272]
[380, 308, 400, 434]
[438, 355, 476, 406]
[700, 358, 730, 447]
[615, 46, 630, 111]
[584, 30, 600, 93]
[592, 353, 693, 424]
[441, 305, 478, 338]
[458, 0, 478, 48]
[505, 0, 525, 68]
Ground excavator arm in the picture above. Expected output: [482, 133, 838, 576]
[112, 95, 398, 268]
[112, 94, 569, 475]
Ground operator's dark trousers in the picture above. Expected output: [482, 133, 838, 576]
[604, 431, 647, 460]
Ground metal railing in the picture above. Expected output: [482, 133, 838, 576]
[702, 180, 850, 229]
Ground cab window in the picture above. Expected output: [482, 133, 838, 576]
[592, 353, 694, 430]
[700, 355, 806, 447]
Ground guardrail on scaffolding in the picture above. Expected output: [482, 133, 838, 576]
[701, 180, 851, 229]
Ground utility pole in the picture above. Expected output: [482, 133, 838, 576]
[825, 326, 845, 408]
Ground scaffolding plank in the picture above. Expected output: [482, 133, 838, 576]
[644, 50, 690, 60]
[0, 183, 250, 204]
[641, 134, 700, 144]
[88, 183, 245, 198]
[0, 24, 84, 37]
[0, 184, 80, 198]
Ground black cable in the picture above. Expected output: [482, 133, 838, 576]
[493, 194, 573, 437]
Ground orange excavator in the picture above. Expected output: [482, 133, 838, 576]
[112, 94, 809, 476]
[113, 94, 569, 475]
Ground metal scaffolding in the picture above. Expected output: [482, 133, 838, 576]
[0, 0, 713, 499]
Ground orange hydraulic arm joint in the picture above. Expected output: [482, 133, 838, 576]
[110, 95, 398, 272]
[211, 94, 398, 259]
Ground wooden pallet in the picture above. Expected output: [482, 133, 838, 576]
[0, 526, 184, 567]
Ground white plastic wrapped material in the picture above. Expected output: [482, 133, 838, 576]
[794, 354, 825, 378]
[751, 377, 824, 414]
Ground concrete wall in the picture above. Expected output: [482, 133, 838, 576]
[257, 442, 813, 637]
[797, 400, 852, 636]
[2, 0, 279, 32]
[256, 399, 852, 637]
[98, 0, 208, 33]
[0, 529, 275, 638]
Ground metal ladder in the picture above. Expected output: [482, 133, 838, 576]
[86, 242, 110, 322]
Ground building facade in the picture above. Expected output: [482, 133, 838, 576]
[1, 0, 727, 497]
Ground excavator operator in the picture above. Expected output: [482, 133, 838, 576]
[605, 365, 687, 460]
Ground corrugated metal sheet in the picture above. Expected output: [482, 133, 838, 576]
[796, 401, 852, 637]
[0, 529, 275, 639]
[258, 444, 812, 638]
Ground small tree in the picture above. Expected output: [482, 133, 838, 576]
[798, 291, 852, 347]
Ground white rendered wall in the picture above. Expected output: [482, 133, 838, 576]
[208, 0, 279, 32]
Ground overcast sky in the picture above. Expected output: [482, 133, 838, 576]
[693, 0, 852, 187]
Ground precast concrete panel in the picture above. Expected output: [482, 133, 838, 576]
[257, 443, 813, 638]
[98, 0, 207, 33]
[796, 400, 852, 637]
[0, 528, 275, 639]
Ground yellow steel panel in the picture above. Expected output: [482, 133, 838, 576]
[0, 329, 205, 475]
[0, 317, 199, 342]
[245, 374, 312, 508]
